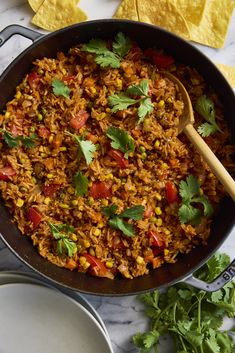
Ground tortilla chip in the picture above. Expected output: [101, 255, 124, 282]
[113, 0, 139, 21]
[188, 0, 235, 48]
[137, 0, 190, 39]
[28, 0, 44, 12]
[216, 63, 235, 88]
[171, 0, 206, 26]
[31, 0, 87, 31]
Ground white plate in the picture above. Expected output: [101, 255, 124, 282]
[0, 271, 109, 338]
[0, 282, 114, 353]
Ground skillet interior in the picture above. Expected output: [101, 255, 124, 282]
[0, 19, 234, 295]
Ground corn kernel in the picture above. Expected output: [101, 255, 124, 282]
[93, 228, 101, 236]
[164, 249, 169, 256]
[83, 240, 90, 248]
[158, 100, 165, 107]
[88, 196, 94, 205]
[155, 218, 163, 227]
[90, 87, 96, 94]
[38, 69, 44, 75]
[154, 140, 160, 148]
[97, 222, 104, 228]
[150, 216, 157, 223]
[20, 186, 28, 192]
[136, 256, 144, 265]
[19, 158, 25, 164]
[106, 261, 113, 269]
[83, 262, 91, 270]
[44, 197, 51, 205]
[106, 173, 113, 180]
[89, 248, 95, 256]
[116, 78, 122, 89]
[40, 152, 47, 158]
[31, 177, 36, 184]
[97, 112, 106, 120]
[161, 162, 168, 169]
[156, 193, 162, 201]
[49, 135, 54, 143]
[165, 229, 170, 235]
[166, 97, 172, 103]
[79, 256, 87, 266]
[16, 198, 24, 207]
[38, 146, 44, 152]
[15, 91, 22, 99]
[106, 108, 111, 113]
[59, 146, 67, 151]
[71, 199, 78, 206]
[102, 199, 108, 207]
[141, 152, 147, 160]
[71, 233, 77, 241]
[5, 111, 10, 119]
[60, 203, 69, 209]
[37, 113, 43, 121]
[155, 207, 162, 216]
[47, 173, 53, 179]
[208, 173, 214, 178]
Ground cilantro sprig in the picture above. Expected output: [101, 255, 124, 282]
[0, 129, 37, 149]
[106, 126, 135, 158]
[108, 80, 154, 122]
[195, 95, 221, 137]
[65, 131, 96, 165]
[133, 252, 235, 353]
[52, 79, 70, 98]
[74, 171, 89, 197]
[81, 32, 131, 68]
[49, 223, 77, 257]
[102, 204, 144, 237]
[178, 175, 213, 226]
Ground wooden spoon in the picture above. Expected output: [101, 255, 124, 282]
[163, 71, 235, 201]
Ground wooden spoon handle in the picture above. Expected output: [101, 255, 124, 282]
[184, 124, 235, 201]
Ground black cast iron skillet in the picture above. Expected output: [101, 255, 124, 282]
[0, 20, 235, 296]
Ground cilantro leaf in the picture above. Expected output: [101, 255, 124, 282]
[74, 171, 88, 197]
[66, 131, 96, 165]
[119, 205, 145, 220]
[138, 98, 154, 123]
[109, 217, 135, 237]
[195, 95, 221, 136]
[1, 129, 37, 149]
[95, 52, 120, 68]
[81, 39, 108, 54]
[112, 32, 131, 58]
[52, 79, 70, 98]
[126, 79, 149, 97]
[21, 134, 37, 149]
[102, 204, 118, 218]
[49, 222, 77, 258]
[2, 130, 19, 148]
[178, 175, 213, 225]
[106, 126, 135, 158]
[133, 331, 159, 353]
[108, 94, 136, 112]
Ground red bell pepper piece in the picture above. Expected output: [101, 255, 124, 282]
[42, 183, 60, 197]
[165, 181, 179, 204]
[38, 126, 50, 138]
[108, 149, 129, 169]
[27, 207, 42, 228]
[148, 230, 165, 256]
[89, 182, 112, 199]
[0, 166, 16, 181]
[28, 72, 40, 89]
[69, 111, 89, 130]
[144, 49, 174, 69]
[83, 254, 113, 279]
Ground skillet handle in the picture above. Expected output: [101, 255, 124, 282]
[0, 24, 42, 47]
[184, 258, 235, 292]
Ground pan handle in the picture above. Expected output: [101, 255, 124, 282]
[184, 258, 235, 292]
[0, 25, 43, 47]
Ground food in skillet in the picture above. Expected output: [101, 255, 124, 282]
[0, 33, 234, 279]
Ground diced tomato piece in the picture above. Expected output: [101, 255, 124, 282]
[86, 133, 98, 144]
[165, 181, 179, 204]
[28, 72, 40, 89]
[38, 126, 50, 138]
[130, 45, 142, 61]
[83, 254, 114, 279]
[42, 183, 60, 196]
[0, 166, 16, 181]
[108, 149, 129, 169]
[63, 75, 76, 83]
[144, 49, 174, 69]
[69, 111, 89, 130]
[144, 206, 154, 219]
[27, 207, 42, 229]
[148, 230, 165, 248]
[65, 258, 78, 270]
[89, 182, 112, 199]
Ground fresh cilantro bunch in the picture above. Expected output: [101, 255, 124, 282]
[74, 171, 88, 197]
[195, 95, 221, 137]
[81, 32, 131, 68]
[52, 79, 70, 98]
[106, 126, 135, 158]
[102, 204, 144, 237]
[49, 223, 77, 257]
[1, 129, 37, 149]
[65, 131, 96, 165]
[133, 253, 235, 353]
[108, 80, 154, 122]
[178, 175, 213, 226]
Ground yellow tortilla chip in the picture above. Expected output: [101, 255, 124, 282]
[31, 0, 87, 31]
[137, 0, 190, 39]
[171, 0, 206, 26]
[188, 0, 235, 48]
[216, 63, 235, 88]
[28, 0, 44, 12]
[113, 0, 139, 21]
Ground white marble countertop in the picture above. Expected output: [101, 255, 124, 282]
[0, 2, 235, 352]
